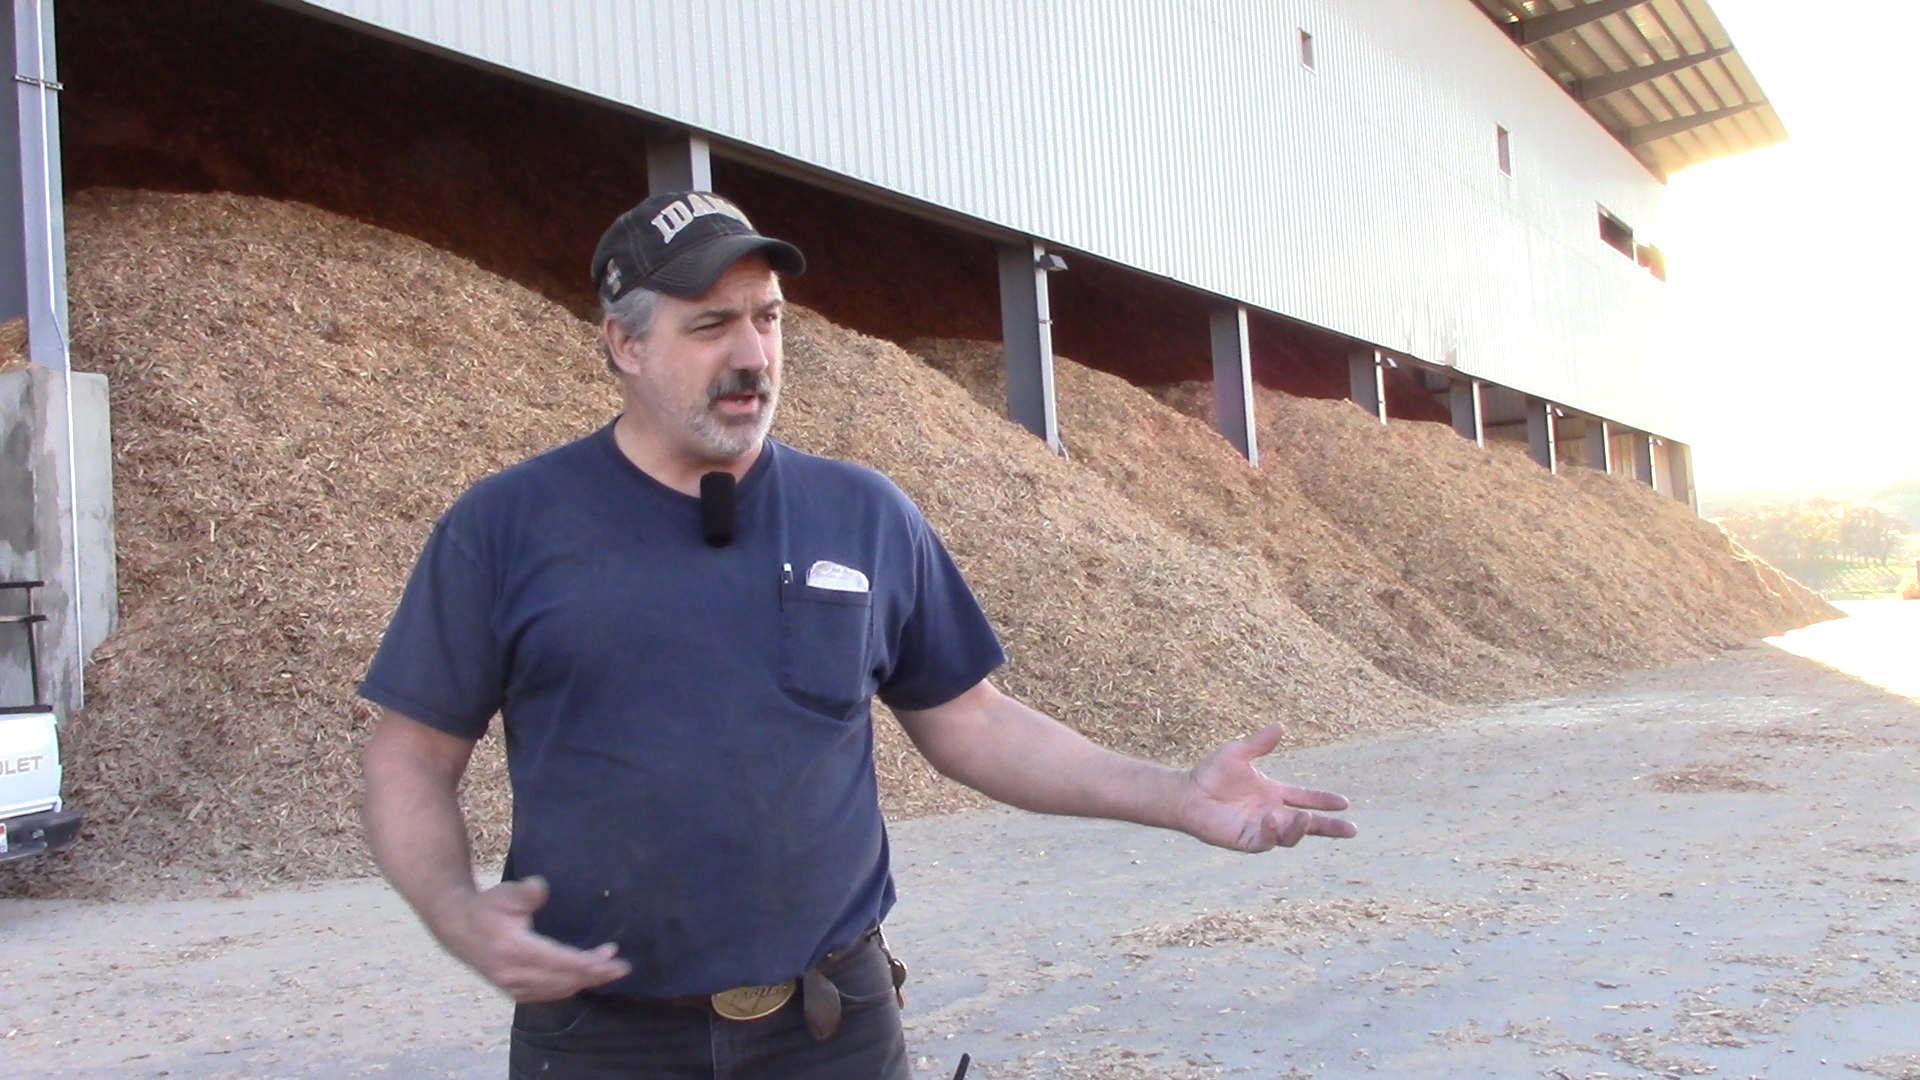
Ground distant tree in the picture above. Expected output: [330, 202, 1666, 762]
[1801, 501, 1842, 560]
[1839, 505, 1906, 563]
[1715, 499, 1910, 568]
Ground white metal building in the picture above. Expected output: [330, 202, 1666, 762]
[267, 0, 1778, 469]
[1, 0, 1782, 714]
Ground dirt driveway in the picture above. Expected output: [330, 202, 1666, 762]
[3, 602, 1916, 1080]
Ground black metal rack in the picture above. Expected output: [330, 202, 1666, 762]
[1, 580, 49, 714]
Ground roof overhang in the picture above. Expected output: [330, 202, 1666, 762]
[1470, 0, 1787, 178]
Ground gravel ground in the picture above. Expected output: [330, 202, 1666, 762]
[1, 601, 1914, 1080]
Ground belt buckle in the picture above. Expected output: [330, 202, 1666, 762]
[710, 980, 796, 1021]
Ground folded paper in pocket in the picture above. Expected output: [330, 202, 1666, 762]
[806, 560, 870, 593]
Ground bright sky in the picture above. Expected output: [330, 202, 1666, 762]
[1655, 0, 1919, 494]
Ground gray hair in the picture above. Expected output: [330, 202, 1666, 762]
[599, 286, 663, 372]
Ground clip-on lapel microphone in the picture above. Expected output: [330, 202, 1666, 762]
[699, 471, 736, 548]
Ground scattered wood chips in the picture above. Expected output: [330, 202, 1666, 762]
[1645, 764, 1784, 793]
[0, 316, 27, 372]
[1113, 896, 1523, 952]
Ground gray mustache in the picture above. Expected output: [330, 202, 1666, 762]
[709, 371, 773, 403]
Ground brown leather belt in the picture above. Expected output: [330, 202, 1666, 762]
[597, 927, 904, 1042]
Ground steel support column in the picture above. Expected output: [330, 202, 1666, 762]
[1449, 379, 1483, 446]
[1348, 348, 1385, 424]
[2, 0, 91, 715]
[3, 0, 63, 368]
[0, 4, 23, 340]
[1585, 418, 1612, 473]
[1630, 431, 1654, 486]
[1208, 304, 1257, 464]
[646, 128, 712, 194]
[997, 241, 1060, 450]
[1526, 397, 1557, 472]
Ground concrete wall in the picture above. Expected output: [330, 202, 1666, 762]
[1608, 430, 1637, 479]
[0, 371, 36, 709]
[1643, 438, 1689, 503]
[0, 366, 116, 715]
[1668, 441, 1698, 513]
[1554, 420, 1586, 473]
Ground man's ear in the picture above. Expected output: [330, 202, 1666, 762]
[603, 319, 647, 375]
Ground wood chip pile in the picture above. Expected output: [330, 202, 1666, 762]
[912, 340, 1830, 690]
[1229, 385, 1833, 674]
[0, 317, 26, 372]
[6, 190, 1832, 899]
[910, 341, 1552, 701]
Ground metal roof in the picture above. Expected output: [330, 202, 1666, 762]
[1469, 0, 1786, 177]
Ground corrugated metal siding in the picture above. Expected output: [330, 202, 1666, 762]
[284, 0, 1683, 439]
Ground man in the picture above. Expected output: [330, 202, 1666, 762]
[359, 190, 1358, 1080]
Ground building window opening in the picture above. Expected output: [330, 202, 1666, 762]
[1598, 207, 1635, 258]
[1496, 125, 1512, 176]
[1299, 29, 1315, 70]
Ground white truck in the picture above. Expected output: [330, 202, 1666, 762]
[1, 580, 81, 863]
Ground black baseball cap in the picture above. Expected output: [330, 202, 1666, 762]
[591, 190, 805, 303]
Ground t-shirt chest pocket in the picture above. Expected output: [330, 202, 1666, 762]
[778, 574, 875, 714]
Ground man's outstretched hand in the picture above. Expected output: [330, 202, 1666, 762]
[1175, 724, 1358, 852]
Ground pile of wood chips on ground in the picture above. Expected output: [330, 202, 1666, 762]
[913, 340, 1827, 692]
[7, 190, 1833, 898]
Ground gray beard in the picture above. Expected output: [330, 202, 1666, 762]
[687, 388, 779, 460]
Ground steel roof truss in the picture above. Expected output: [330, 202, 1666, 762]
[1654, 0, 1715, 56]
[1509, 0, 1646, 45]
[1687, 59, 1744, 104]
[1566, 18, 1629, 72]
[1469, 0, 1785, 173]
[1626, 99, 1765, 145]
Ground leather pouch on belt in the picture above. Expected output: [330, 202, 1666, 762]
[801, 967, 842, 1042]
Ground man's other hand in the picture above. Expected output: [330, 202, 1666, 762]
[1175, 724, 1359, 852]
[440, 875, 632, 1002]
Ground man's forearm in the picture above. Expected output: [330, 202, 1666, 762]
[363, 739, 481, 940]
[902, 686, 1190, 829]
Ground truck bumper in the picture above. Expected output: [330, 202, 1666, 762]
[0, 808, 82, 863]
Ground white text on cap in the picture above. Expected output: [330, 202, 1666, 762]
[650, 193, 753, 245]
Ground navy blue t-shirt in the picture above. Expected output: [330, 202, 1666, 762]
[359, 425, 1005, 997]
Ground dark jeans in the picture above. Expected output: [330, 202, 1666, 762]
[507, 936, 909, 1080]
